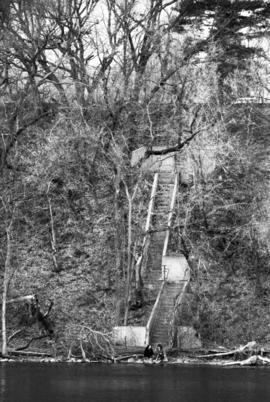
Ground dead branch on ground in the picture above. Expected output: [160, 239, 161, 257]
[196, 341, 258, 359]
[15, 335, 50, 351]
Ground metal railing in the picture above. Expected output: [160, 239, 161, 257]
[139, 173, 159, 277]
[162, 173, 178, 257]
[145, 280, 165, 345]
[145, 173, 178, 344]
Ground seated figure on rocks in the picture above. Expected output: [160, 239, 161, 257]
[155, 344, 164, 362]
[144, 344, 154, 360]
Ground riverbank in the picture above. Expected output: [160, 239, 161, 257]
[1, 353, 270, 367]
[2, 340, 270, 366]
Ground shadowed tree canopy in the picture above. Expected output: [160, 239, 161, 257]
[171, 0, 270, 100]
[0, 0, 11, 23]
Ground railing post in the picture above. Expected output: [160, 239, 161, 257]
[145, 173, 159, 232]
[139, 173, 159, 277]
[161, 264, 169, 281]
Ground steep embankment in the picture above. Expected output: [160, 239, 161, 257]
[2, 103, 270, 355]
[172, 103, 270, 347]
[1, 115, 119, 355]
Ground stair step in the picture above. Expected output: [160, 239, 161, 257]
[152, 331, 169, 335]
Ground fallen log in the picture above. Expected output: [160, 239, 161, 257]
[225, 355, 270, 366]
[6, 349, 52, 357]
[114, 354, 144, 362]
[196, 349, 239, 359]
[6, 295, 35, 304]
[196, 341, 257, 359]
[15, 335, 50, 351]
[95, 354, 115, 363]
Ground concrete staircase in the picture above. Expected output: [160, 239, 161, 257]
[149, 281, 186, 345]
[113, 151, 190, 348]
[143, 173, 175, 307]
[142, 172, 189, 346]
[152, 173, 175, 231]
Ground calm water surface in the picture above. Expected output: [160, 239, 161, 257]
[0, 363, 270, 402]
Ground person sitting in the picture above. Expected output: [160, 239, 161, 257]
[155, 344, 164, 362]
[144, 344, 154, 360]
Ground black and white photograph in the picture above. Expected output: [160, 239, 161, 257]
[1, 0, 270, 401]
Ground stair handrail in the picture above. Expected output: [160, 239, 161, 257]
[145, 280, 165, 345]
[145, 172, 178, 344]
[139, 172, 159, 276]
[162, 173, 178, 257]
[145, 173, 159, 232]
[168, 280, 189, 347]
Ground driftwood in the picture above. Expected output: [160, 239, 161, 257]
[114, 354, 144, 362]
[7, 329, 25, 344]
[225, 355, 270, 366]
[66, 325, 114, 361]
[6, 295, 35, 304]
[197, 349, 240, 359]
[95, 354, 115, 362]
[4, 349, 52, 357]
[197, 341, 258, 359]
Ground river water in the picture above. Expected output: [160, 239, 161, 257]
[0, 363, 270, 402]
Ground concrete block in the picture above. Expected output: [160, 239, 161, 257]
[113, 326, 147, 347]
[131, 147, 176, 172]
[162, 255, 190, 282]
[177, 326, 202, 349]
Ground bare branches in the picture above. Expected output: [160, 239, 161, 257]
[15, 335, 50, 351]
[145, 125, 213, 157]
[7, 329, 25, 345]
[66, 324, 115, 360]
[2, 110, 51, 169]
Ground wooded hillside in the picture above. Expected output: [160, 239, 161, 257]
[1, 0, 270, 357]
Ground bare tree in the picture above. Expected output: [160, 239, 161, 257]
[1, 199, 17, 356]
[123, 180, 139, 325]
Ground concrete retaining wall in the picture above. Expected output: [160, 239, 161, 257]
[162, 255, 190, 282]
[177, 326, 202, 349]
[113, 326, 147, 347]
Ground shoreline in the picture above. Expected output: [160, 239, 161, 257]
[1, 356, 270, 367]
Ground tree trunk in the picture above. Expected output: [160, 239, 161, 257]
[2, 278, 8, 356]
[124, 196, 132, 326]
[47, 196, 59, 272]
[123, 182, 139, 325]
[2, 224, 12, 356]
[113, 167, 124, 324]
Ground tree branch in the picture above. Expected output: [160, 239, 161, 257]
[145, 127, 202, 157]
[2, 111, 51, 168]
[15, 335, 50, 351]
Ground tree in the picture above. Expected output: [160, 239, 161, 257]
[0, 0, 269, 349]
[1, 199, 17, 356]
[0, 0, 10, 23]
[171, 0, 270, 102]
